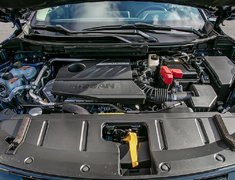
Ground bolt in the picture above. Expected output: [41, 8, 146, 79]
[80, 164, 90, 173]
[160, 162, 171, 172]
[24, 157, 34, 165]
[214, 154, 225, 162]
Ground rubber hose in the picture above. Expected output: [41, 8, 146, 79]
[62, 103, 90, 114]
[137, 82, 192, 103]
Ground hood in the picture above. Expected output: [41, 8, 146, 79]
[0, 0, 234, 10]
[0, 0, 234, 33]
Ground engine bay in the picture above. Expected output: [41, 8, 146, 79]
[0, 51, 234, 115]
[0, 40, 235, 177]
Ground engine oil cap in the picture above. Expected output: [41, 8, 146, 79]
[29, 108, 43, 117]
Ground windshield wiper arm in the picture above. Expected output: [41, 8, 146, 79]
[32, 24, 158, 42]
[31, 25, 139, 44]
[32, 23, 206, 39]
[84, 23, 207, 38]
[31, 24, 78, 34]
[83, 23, 171, 31]
[171, 27, 207, 38]
[135, 23, 207, 37]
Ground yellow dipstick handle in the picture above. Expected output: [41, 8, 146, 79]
[123, 132, 139, 168]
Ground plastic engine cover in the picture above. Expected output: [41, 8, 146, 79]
[52, 59, 146, 103]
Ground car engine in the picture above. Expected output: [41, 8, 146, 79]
[0, 51, 234, 114]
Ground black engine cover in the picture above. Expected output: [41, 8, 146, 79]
[52, 59, 145, 103]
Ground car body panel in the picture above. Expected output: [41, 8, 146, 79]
[0, 112, 235, 179]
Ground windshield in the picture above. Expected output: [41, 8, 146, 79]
[33, 1, 205, 31]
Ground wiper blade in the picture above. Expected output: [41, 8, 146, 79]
[84, 23, 207, 38]
[172, 27, 207, 38]
[31, 25, 136, 43]
[31, 24, 78, 34]
[83, 23, 171, 31]
[32, 24, 158, 42]
[134, 23, 205, 37]
[32, 23, 206, 39]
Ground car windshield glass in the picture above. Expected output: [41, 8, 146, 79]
[33, 1, 205, 31]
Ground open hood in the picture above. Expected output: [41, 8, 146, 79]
[0, 0, 234, 32]
[0, 0, 235, 10]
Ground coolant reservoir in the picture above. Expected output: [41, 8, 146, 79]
[10, 62, 37, 80]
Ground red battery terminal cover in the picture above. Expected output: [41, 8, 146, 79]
[160, 66, 173, 85]
[171, 69, 183, 79]
[160, 66, 183, 85]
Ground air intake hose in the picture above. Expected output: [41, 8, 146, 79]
[137, 82, 191, 103]
[62, 103, 90, 114]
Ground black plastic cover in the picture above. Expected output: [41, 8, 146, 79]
[0, 112, 235, 179]
[204, 56, 235, 101]
[52, 59, 145, 103]
[189, 84, 217, 111]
